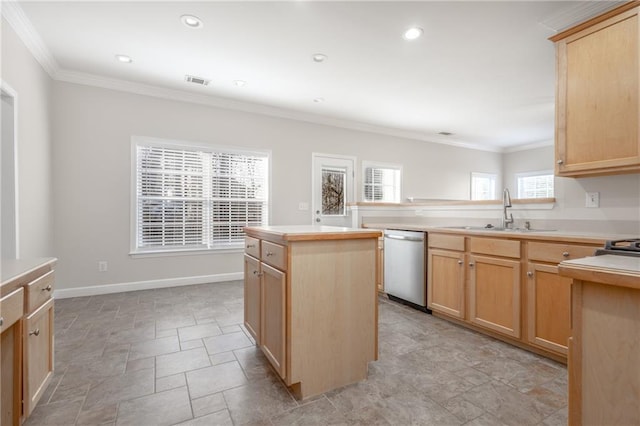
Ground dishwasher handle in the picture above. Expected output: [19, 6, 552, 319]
[385, 234, 424, 242]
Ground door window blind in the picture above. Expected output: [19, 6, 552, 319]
[517, 173, 554, 199]
[135, 142, 268, 252]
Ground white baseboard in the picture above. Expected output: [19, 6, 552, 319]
[53, 272, 244, 299]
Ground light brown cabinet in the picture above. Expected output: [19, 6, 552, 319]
[552, 3, 640, 177]
[428, 234, 465, 319]
[1, 258, 55, 425]
[243, 226, 379, 400]
[377, 237, 384, 292]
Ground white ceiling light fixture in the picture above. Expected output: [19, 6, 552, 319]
[234, 80, 247, 87]
[181, 14, 203, 29]
[312, 53, 327, 63]
[115, 54, 132, 63]
[403, 27, 423, 40]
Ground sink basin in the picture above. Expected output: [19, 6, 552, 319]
[441, 226, 556, 233]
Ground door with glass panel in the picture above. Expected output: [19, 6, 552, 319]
[311, 154, 355, 227]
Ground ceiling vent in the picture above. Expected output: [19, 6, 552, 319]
[539, 1, 626, 33]
[184, 75, 210, 86]
[438, 131, 454, 136]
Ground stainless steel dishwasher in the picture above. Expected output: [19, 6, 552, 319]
[383, 229, 429, 312]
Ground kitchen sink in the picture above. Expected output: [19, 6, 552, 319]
[441, 226, 556, 233]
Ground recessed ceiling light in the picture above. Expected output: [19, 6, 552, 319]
[115, 54, 132, 63]
[403, 27, 424, 40]
[312, 53, 327, 63]
[438, 131, 454, 136]
[234, 80, 247, 87]
[181, 14, 203, 29]
[313, 97, 325, 103]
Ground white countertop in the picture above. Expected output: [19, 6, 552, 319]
[561, 254, 640, 275]
[244, 225, 382, 242]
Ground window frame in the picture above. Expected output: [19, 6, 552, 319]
[361, 161, 403, 203]
[470, 172, 497, 200]
[515, 170, 554, 199]
[130, 136, 271, 257]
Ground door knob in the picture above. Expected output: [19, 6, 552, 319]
[316, 218, 321, 222]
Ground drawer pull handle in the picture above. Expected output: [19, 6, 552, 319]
[253, 270, 263, 277]
[29, 329, 40, 337]
[246, 244, 256, 248]
[0, 317, 3, 327]
[562, 252, 570, 257]
[527, 271, 533, 277]
[557, 159, 564, 165]
[457, 260, 463, 265]
[266, 251, 274, 257]
[42, 284, 52, 292]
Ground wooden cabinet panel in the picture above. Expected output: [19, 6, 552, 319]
[261, 263, 286, 379]
[1, 288, 24, 332]
[428, 249, 465, 318]
[245, 236, 260, 259]
[23, 298, 54, 418]
[243, 255, 261, 344]
[261, 241, 287, 271]
[469, 255, 521, 338]
[1, 289, 23, 426]
[470, 237, 520, 258]
[554, 5, 640, 176]
[26, 271, 54, 314]
[528, 242, 597, 263]
[377, 238, 384, 292]
[429, 233, 465, 251]
[526, 263, 571, 355]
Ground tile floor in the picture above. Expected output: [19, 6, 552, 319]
[26, 281, 567, 426]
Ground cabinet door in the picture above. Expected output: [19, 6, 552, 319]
[377, 239, 384, 292]
[243, 254, 261, 344]
[261, 263, 286, 379]
[555, 6, 640, 176]
[1, 321, 22, 426]
[23, 298, 54, 417]
[469, 255, 521, 338]
[428, 249, 465, 319]
[526, 263, 571, 355]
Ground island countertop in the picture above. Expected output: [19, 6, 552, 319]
[559, 254, 640, 290]
[244, 225, 382, 243]
[1, 257, 57, 296]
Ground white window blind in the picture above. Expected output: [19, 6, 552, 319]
[471, 172, 497, 200]
[134, 141, 268, 252]
[363, 163, 401, 202]
[517, 172, 554, 199]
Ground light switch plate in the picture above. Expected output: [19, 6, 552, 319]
[586, 192, 600, 208]
[298, 202, 309, 211]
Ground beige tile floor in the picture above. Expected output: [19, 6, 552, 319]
[26, 281, 567, 425]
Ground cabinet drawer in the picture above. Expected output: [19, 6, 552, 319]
[245, 236, 260, 258]
[528, 242, 597, 263]
[429, 233, 465, 251]
[26, 270, 54, 313]
[470, 237, 520, 258]
[0, 287, 24, 332]
[262, 241, 287, 271]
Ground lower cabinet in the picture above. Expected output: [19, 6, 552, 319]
[468, 254, 521, 339]
[260, 263, 286, 379]
[23, 297, 54, 418]
[1, 288, 24, 426]
[428, 249, 465, 319]
[243, 255, 261, 343]
[526, 263, 571, 355]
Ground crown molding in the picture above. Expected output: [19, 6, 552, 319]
[503, 139, 554, 153]
[1, 0, 59, 78]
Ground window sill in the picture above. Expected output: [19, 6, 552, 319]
[129, 247, 244, 259]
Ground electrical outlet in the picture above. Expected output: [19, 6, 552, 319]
[586, 192, 600, 208]
[298, 202, 309, 211]
[98, 261, 108, 272]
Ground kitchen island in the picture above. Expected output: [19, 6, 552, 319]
[243, 225, 382, 400]
[559, 255, 640, 426]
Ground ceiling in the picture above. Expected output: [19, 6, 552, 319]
[6, 1, 623, 151]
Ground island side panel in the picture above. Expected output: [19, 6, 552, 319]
[288, 237, 377, 399]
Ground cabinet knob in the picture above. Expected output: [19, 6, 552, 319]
[42, 284, 52, 292]
[252, 270, 263, 277]
[469, 263, 474, 267]
[562, 251, 570, 257]
[246, 244, 256, 248]
[557, 159, 564, 165]
[29, 329, 40, 337]
[527, 271, 533, 277]
[266, 251, 274, 257]
[457, 260, 463, 265]
[0, 317, 3, 327]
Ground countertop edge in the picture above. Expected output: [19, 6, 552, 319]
[559, 255, 640, 290]
[244, 226, 382, 243]
[1, 257, 57, 294]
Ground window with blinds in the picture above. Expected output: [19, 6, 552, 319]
[517, 172, 554, 199]
[471, 172, 497, 200]
[133, 139, 269, 252]
[363, 162, 402, 202]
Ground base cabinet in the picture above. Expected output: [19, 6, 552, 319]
[260, 263, 286, 379]
[1, 288, 24, 426]
[23, 298, 54, 418]
[468, 255, 521, 339]
[428, 249, 465, 319]
[243, 255, 261, 343]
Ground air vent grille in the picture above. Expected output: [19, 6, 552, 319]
[185, 75, 210, 86]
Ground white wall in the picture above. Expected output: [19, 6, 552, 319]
[1, 18, 53, 259]
[52, 81, 502, 290]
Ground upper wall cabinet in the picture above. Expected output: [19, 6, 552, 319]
[552, 2, 640, 177]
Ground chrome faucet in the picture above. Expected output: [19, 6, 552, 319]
[502, 188, 514, 229]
